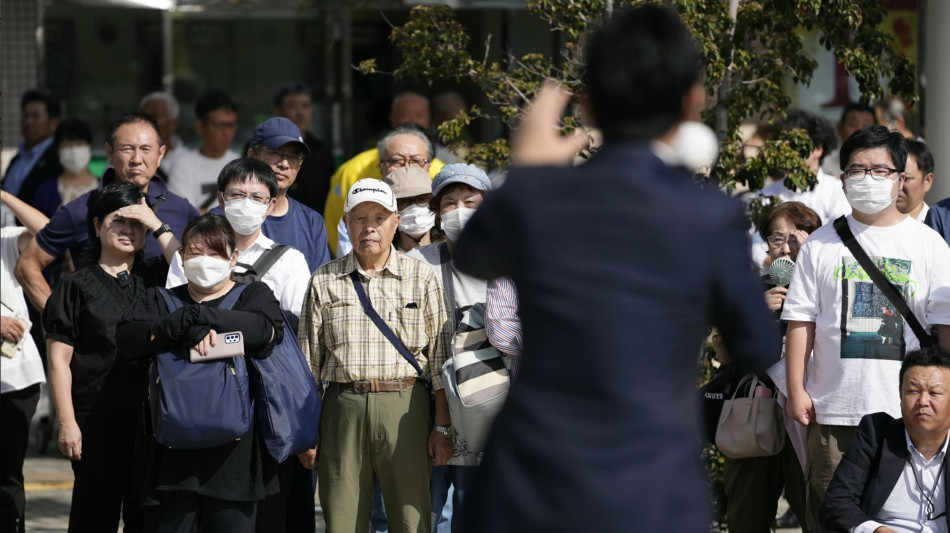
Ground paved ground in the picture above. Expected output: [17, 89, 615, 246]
[21, 406, 798, 532]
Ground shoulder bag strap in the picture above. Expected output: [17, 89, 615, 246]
[218, 283, 248, 311]
[438, 243, 460, 326]
[348, 271, 424, 376]
[233, 245, 292, 284]
[148, 191, 167, 214]
[833, 216, 935, 347]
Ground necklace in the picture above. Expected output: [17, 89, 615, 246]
[909, 454, 948, 521]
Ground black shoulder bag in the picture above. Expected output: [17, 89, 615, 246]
[833, 216, 937, 349]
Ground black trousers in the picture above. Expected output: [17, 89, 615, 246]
[145, 491, 256, 533]
[0, 384, 40, 533]
[255, 457, 317, 533]
[68, 411, 143, 533]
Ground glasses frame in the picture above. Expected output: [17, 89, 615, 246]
[223, 190, 273, 205]
[843, 167, 899, 182]
[257, 147, 304, 169]
[384, 157, 429, 169]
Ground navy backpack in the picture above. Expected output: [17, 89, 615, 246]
[149, 285, 251, 449]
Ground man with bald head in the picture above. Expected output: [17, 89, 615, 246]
[140, 91, 190, 175]
[14, 113, 198, 313]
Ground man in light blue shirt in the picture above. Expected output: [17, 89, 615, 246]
[1, 90, 62, 208]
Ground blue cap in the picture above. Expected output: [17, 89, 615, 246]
[431, 163, 492, 196]
[249, 117, 310, 156]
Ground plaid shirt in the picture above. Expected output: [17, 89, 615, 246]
[298, 245, 451, 391]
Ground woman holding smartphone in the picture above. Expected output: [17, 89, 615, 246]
[116, 213, 283, 533]
[43, 181, 179, 532]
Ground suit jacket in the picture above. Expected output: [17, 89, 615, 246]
[821, 412, 950, 532]
[3, 140, 63, 206]
[453, 141, 780, 532]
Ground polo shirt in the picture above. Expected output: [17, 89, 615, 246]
[35, 172, 198, 266]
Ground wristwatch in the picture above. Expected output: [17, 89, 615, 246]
[152, 223, 172, 239]
[433, 425, 452, 437]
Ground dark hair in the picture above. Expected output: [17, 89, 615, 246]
[54, 119, 93, 147]
[21, 89, 61, 119]
[906, 139, 934, 176]
[899, 345, 950, 390]
[216, 158, 278, 199]
[196, 91, 237, 120]
[106, 112, 162, 148]
[583, 4, 700, 141]
[779, 109, 838, 165]
[180, 213, 235, 259]
[85, 182, 146, 263]
[756, 201, 822, 241]
[273, 81, 311, 108]
[839, 125, 907, 173]
[839, 102, 875, 126]
[428, 182, 487, 215]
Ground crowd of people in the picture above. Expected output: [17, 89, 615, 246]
[1, 3, 950, 533]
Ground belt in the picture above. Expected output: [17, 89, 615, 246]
[337, 378, 418, 393]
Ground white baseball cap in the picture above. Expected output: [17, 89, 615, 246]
[343, 178, 397, 214]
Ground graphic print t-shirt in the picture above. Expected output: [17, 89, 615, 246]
[782, 215, 950, 425]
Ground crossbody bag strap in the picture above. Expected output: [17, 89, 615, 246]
[234, 245, 292, 284]
[438, 243, 460, 326]
[148, 191, 167, 214]
[833, 216, 935, 348]
[348, 271, 424, 376]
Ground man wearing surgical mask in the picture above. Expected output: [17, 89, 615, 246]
[32, 119, 99, 219]
[782, 124, 950, 532]
[388, 167, 439, 251]
[165, 157, 310, 327]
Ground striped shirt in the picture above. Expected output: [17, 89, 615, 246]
[298, 245, 451, 390]
[486, 276, 522, 376]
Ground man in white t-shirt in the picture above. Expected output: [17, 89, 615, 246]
[165, 157, 309, 324]
[751, 109, 852, 271]
[782, 125, 950, 533]
[168, 92, 239, 211]
[897, 139, 934, 222]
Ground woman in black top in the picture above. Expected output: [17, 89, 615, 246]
[116, 213, 283, 533]
[43, 181, 179, 533]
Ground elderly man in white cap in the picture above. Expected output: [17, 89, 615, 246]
[297, 178, 452, 533]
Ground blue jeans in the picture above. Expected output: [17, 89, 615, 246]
[430, 466, 476, 533]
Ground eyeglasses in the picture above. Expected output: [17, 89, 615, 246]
[257, 147, 304, 169]
[767, 234, 799, 249]
[843, 167, 898, 182]
[384, 157, 428, 169]
[397, 194, 432, 211]
[224, 190, 272, 205]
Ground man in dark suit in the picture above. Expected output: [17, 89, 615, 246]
[2, 90, 62, 207]
[822, 345, 950, 532]
[452, 5, 779, 531]
[273, 82, 335, 214]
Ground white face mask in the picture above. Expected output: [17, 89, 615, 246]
[844, 175, 898, 214]
[440, 206, 477, 243]
[59, 145, 92, 174]
[224, 198, 269, 235]
[398, 203, 435, 235]
[183, 255, 232, 289]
